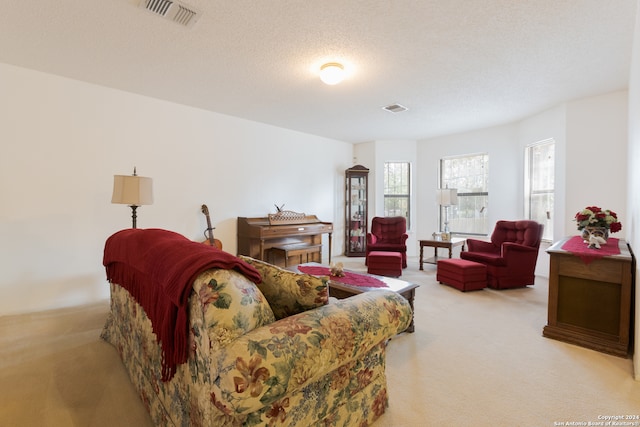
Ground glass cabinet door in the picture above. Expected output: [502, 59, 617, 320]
[345, 165, 369, 257]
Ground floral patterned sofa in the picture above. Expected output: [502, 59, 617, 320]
[101, 229, 412, 426]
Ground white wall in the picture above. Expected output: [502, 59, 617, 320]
[516, 104, 567, 242]
[417, 91, 629, 243]
[355, 140, 419, 256]
[627, 0, 640, 380]
[409, 92, 628, 280]
[416, 123, 521, 239]
[0, 63, 353, 316]
[564, 91, 629, 237]
[353, 141, 376, 236]
[514, 104, 567, 277]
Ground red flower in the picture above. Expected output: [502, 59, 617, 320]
[574, 206, 622, 233]
[575, 213, 590, 221]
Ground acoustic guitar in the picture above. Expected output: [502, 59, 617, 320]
[201, 204, 223, 249]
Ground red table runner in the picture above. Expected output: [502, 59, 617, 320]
[561, 236, 620, 265]
[298, 265, 387, 288]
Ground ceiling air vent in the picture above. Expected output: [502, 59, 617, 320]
[383, 104, 409, 114]
[139, 0, 200, 28]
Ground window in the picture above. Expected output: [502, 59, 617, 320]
[440, 153, 489, 235]
[525, 139, 554, 241]
[383, 162, 411, 228]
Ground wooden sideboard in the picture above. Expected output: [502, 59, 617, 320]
[543, 237, 635, 357]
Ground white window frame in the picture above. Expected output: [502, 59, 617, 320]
[439, 153, 489, 235]
[383, 161, 411, 229]
[524, 139, 555, 241]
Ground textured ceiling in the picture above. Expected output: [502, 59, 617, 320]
[0, 0, 636, 143]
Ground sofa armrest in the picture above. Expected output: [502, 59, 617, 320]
[502, 242, 537, 255]
[465, 238, 498, 253]
[210, 290, 411, 415]
[502, 242, 539, 269]
[366, 233, 378, 245]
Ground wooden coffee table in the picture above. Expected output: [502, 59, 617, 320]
[292, 263, 419, 333]
[419, 237, 466, 270]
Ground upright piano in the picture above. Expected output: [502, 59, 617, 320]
[237, 212, 333, 266]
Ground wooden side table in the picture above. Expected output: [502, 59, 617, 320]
[543, 237, 635, 357]
[419, 237, 466, 270]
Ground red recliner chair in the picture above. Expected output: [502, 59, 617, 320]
[460, 220, 544, 289]
[366, 217, 408, 268]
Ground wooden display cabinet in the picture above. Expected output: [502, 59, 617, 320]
[345, 165, 369, 257]
[543, 237, 635, 357]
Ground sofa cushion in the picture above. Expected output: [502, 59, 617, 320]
[239, 256, 329, 319]
[192, 268, 276, 348]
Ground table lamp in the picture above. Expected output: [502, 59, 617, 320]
[111, 167, 153, 228]
[436, 187, 458, 234]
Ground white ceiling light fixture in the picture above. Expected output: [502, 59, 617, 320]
[319, 63, 345, 85]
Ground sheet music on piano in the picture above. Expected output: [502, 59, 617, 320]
[237, 213, 333, 267]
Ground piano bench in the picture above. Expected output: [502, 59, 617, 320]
[269, 243, 322, 267]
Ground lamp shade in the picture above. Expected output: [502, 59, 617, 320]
[436, 188, 458, 206]
[112, 175, 153, 206]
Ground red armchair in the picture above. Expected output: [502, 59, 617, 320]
[366, 217, 408, 268]
[460, 220, 544, 289]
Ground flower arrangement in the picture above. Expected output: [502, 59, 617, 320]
[574, 206, 622, 233]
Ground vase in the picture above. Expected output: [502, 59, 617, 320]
[581, 226, 609, 243]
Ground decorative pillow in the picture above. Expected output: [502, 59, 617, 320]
[192, 268, 276, 348]
[239, 256, 329, 319]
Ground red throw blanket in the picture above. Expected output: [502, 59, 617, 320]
[103, 228, 262, 381]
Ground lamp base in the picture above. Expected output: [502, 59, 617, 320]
[130, 205, 138, 229]
[443, 205, 450, 234]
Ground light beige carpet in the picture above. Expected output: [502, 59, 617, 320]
[1, 256, 638, 427]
